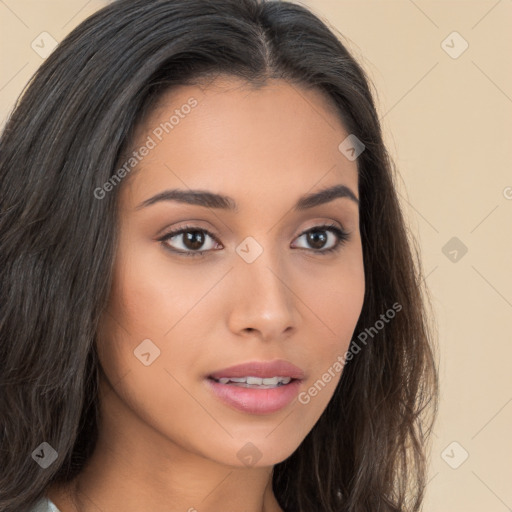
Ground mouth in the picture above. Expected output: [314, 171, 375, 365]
[205, 374, 304, 415]
[207, 375, 300, 389]
[204, 359, 306, 414]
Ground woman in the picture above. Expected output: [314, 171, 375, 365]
[0, 0, 439, 510]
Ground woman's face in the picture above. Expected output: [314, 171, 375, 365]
[97, 76, 365, 469]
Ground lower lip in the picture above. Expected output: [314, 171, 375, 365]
[205, 378, 302, 414]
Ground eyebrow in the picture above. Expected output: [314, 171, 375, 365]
[135, 184, 359, 212]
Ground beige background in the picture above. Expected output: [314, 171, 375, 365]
[1, 1, 511, 510]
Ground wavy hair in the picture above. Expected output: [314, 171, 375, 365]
[0, 0, 439, 510]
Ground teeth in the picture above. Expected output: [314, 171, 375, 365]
[215, 376, 292, 385]
[247, 376, 263, 385]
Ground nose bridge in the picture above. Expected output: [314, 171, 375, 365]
[229, 238, 297, 338]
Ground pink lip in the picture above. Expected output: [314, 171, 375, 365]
[208, 359, 305, 380]
[205, 359, 305, 415]
[205, 378, 302, 415]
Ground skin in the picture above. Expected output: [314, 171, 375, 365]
[47, 76, 365, 512]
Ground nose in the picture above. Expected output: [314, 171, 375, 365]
[226, 249, 298, 342]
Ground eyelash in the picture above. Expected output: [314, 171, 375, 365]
[158, 222, 350, 258]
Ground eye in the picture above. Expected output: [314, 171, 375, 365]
[291, 223, 350, 254]
[158, 222, 350, 257]
[158, 225, 221, 257]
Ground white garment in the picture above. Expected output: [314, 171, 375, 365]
[30, 497, 61, 512]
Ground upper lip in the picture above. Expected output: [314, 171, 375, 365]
[208, 359, 306, 380]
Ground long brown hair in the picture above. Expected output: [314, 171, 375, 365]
[0, 0, 439, 510]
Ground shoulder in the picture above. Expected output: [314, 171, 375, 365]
[29, 497, 62, 512]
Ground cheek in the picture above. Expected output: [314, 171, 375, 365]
[106, 242, 219, 338]
[296, 252, 365, 405]
[305, 247, 365, 346]
[94, 250, 217, 451]
[96, 237, 232, 412]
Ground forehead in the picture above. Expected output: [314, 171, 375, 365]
[121, 76, 358, 210]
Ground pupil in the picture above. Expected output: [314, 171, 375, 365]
[308, 230, 327, 249]
[184, 231, 204, 250]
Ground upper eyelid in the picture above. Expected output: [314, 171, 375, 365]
[159, 225, 220, 242]
[158, 223, 349, 245]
